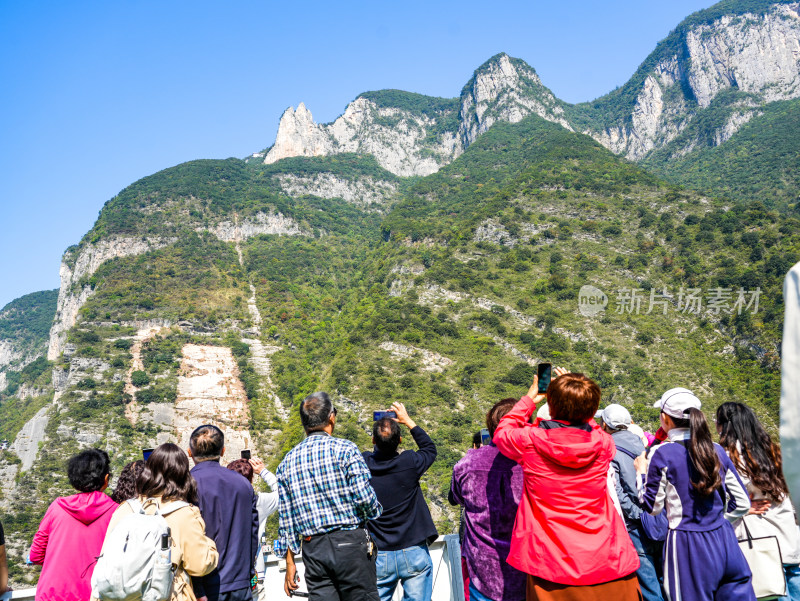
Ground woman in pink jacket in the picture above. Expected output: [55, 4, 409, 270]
[494, 371, 641, 601]
[30, 448, 118, 600]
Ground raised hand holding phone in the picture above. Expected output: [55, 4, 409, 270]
[527, 366, 568, 402]
[390, 402, 417, 430]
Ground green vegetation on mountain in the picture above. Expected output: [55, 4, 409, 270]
[0, 290, 58, 354]
[257, 152, 400, 183]
[643, 97, 800, 210]
[83, 157, 389, 244]
[358, 90, 459, 119]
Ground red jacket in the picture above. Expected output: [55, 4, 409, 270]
[30, 491, 117, 600]
[494, 395, 639, 585]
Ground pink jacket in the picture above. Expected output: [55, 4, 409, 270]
[30, 491, 117, 601]
[494, 395, 639, 586]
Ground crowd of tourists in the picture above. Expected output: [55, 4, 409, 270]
[8, 368, 800, 601]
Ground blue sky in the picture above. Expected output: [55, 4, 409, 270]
[0, 0, 718, 309]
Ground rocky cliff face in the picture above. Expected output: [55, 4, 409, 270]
[259, 5, 800, 170]
[588, 3, 800, 160]
[261, 54, 575, 176]
[686, 6, 800, 107]
[264, 98, 460, 177]
[0, 341, 21, 372]
[273, 173, 399, 209]
[47, 237, 177, 359]
[457, 54, 572, 147]
[206, 211, 305, 242]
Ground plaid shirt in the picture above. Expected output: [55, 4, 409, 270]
[275, 432, 382, 556]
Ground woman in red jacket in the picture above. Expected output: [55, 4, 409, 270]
[494, 371, 641, 601]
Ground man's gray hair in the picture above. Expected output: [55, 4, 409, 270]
[300, 391, 334, 432]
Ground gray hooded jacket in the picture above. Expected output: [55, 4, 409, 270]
[610, 429, 645, 529]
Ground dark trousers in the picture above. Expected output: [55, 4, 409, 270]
[302, 529, 380, 601]
[218, 588, 253, 601]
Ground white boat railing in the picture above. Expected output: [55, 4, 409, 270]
[3, 534, 465, 601]
[257, 534, 464, 600]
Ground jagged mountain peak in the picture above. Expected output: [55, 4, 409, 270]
[457, 52, 571, 147]
[261, 52, 574, 177]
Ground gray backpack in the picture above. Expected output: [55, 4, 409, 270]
[91, 498, 189, 601]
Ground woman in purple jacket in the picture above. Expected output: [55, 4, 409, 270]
[449, 398, 526, 601]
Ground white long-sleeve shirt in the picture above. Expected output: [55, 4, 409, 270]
[256, 467, 279, 526]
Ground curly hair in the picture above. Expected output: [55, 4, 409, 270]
[67, 448, 111, 493]
[111, 460, 146, 503]
[717, 402, 787, 501]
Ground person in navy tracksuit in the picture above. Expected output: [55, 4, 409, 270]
[635, 388, 754, 601]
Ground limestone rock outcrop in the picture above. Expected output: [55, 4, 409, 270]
[206, 212, 305, 242]
[458, 54, 572, 148]
[264, 97, 460, 177]
[258, 6, 800, 169]
[273, 173, 398, 208]
[589, 3, 800, 160]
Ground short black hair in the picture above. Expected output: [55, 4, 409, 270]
[300, 392, 334, 432]
[472, 431, 482, 447]
[68, 448, 111, 492]
[190, 424, 224, 461]
[373, 418, 401, 454]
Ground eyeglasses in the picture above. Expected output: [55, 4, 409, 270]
[331, 407, 338, 417]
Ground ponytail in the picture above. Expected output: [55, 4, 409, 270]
[686, 408, 722, 496]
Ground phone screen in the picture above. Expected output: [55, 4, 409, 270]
[373, 411, 398, 421]
[241, 449, 251, 460]
[480, 428, 491, 446]
[143, 448, 154, 461]
[537, 363, 552, 394]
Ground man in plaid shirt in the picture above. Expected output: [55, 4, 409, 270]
[276, 391, 382, 600]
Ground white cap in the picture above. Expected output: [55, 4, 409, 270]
[653, 388, 701, 419]
[600, 404, 631, 430]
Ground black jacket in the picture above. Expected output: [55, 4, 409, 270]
[362, 426, 438, 551]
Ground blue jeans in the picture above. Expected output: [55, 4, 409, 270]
[376, 544, 433, 601]
[629, 525, 665, 601]
[781, 564, 800, 600]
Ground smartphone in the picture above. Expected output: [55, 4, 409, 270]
[291, 593, 310, 598]
[373, 411, 398, 421]
[480, 428, 491, 446]
[537, 363, 552, 394]
[143, 448, 154, 461]
[241, 449, 251, 460]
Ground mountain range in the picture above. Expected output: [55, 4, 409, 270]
[1, 0, 800, 586]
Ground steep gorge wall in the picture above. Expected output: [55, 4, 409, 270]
[259, 6, 800, 171]
[47, 213, 306, 360]
[47, 237, 177, 360]
[590, 3, 800, 160]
